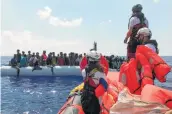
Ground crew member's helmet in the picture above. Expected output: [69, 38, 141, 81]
[136, 27, 152, 38]
[87, 50, 101, 62]
[132, 4, 143, 12]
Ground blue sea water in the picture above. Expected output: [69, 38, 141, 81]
[1, 56, 172, 114]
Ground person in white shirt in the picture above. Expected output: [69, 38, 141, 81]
[29, 54, 35, 66]
[136, 27, 159, 54]
[31, 53, 42, 72]
[124, 4, 149, 60]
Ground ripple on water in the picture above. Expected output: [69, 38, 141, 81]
[1, 76, 82, 114]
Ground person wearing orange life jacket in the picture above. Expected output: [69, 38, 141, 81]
[119, 27, 171, 95]
[119, 28, 155, 95]
[136, 27, 171, 83]
[136, 27, 158, 71]
[119, 58, 150, 95]
[81, 50, 108, 114]
[136, 27, 159, 54]
[124, 4, 149, 60]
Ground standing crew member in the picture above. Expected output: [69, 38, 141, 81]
[124, 4, 149, 60]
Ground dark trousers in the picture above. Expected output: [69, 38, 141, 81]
[127, 38, 139, 60]
[81, 91, 100, 114]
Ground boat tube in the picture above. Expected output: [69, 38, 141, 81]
[0, 66, 81, 76]
[58, 71, 172, 114]
[0, 65, 117, 77]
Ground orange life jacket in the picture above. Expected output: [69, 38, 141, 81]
[136, 45, 171, 82]
[141, 84, 172, 109]
[119, 55, 153, 95]
[58, 95, 84, 114]
[58, 78, 124, 114]
[119, 59, 141, 95]
[135, 53, 154, 91]
[101, 79, 124, 114]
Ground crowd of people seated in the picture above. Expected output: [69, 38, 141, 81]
[9, 49, 125, 69]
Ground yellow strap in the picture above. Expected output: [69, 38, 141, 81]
[89, 68, 98, 76]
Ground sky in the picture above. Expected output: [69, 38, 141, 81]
[1, 0, 172, 56]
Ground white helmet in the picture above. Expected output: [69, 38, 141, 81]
[87, 50, 101, 62]
[137, 27, 152, 38]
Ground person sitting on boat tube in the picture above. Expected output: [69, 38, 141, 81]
[20, 54, 28, 67]
[32, 52, 42, 72]
[10, 54, 18, 67]
[41, 51, 47, 66]
[27, 51, 32, 65]
[16, 49, 21, 65]
[119, 27, 171, 95]
[29, 53, 35, 66]
[81, 50, 108, 114]
[10, 54, 20, 76]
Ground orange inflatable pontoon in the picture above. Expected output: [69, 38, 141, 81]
[57, 71, 172, 114]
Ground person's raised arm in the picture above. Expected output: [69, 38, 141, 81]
[124, 17, 135, 43]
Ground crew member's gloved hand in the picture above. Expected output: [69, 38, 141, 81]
[124, 38, 128, 44]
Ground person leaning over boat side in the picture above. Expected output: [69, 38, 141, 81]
[81, 50, 108, 114]
[124, 4, 149, 60]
